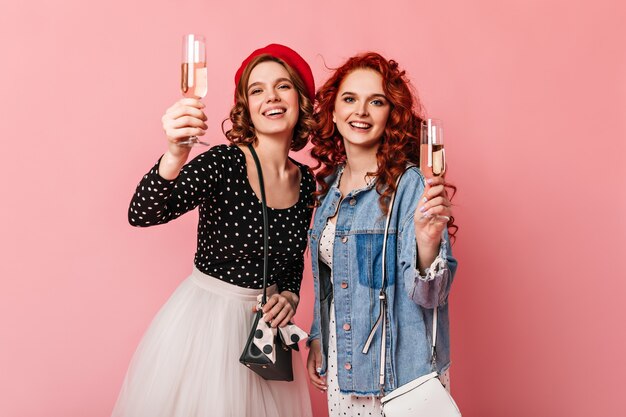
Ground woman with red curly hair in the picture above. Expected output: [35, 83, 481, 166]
[306, 52, 458, 416]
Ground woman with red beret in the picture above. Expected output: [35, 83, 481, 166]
[111, 44, 315, 417]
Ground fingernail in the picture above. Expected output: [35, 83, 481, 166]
[419, 206, 427, 213]
[316, 367, 322, 373]
[426, 178, 434, 184]
[422, 197, 428, 203]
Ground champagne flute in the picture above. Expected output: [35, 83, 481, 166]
[179, 34, 209, 146]
[420, 118, 449, 222]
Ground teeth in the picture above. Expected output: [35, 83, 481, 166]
[264, 108, 285, 116]
[350, 122, 371, 129]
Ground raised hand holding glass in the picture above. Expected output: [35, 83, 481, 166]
[420, 118, 449, 222]
[179, 34, 209, 146]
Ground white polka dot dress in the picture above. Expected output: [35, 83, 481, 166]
[320, 220, 383, 416]
[319, 220, 451, 417]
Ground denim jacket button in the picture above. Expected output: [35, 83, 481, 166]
[343, 323, 351, 331]
[341, 236, 348, 243]
[344, 363, 352, 370]
[340, 281, 348, 289]
[349, 198, 357, 206]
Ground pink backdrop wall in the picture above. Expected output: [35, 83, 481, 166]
[1, 1, 625, 416]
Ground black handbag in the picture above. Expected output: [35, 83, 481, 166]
[239, 144, 294, 381]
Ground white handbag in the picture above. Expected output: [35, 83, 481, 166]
[362, 168, 461, 417]
[380, 369, 461, 417]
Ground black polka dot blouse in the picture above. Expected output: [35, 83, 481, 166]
[128, 144, 314, 295]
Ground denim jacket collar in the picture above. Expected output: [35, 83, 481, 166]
[327, 164, 378, 196]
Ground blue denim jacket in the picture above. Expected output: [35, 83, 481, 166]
[308, 166, 458, 395]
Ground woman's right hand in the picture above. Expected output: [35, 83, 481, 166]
[306, 339, 327, 391]
[161, 98, 208, 158]
[158, 98, 208, 179]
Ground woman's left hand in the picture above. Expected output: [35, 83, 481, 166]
[258, 291, 299, 328]
[415, 176, 452, 245]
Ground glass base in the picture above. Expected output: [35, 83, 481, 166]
[179, 136, 209, 147]
[419, 214, 450, 223]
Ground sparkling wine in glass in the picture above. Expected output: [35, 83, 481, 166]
[179, 34, 209, 146]
[420, 118, 449, 221]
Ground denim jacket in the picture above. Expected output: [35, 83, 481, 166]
[308, 166, 458, 395]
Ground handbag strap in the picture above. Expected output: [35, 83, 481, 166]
[361, 166, 439, 391]
[247, 144, 270, 305]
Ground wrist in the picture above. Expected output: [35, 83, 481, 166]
[415, 233, 441, 250]
[416, 240, 440, 273]
[159, 150, 187, 180]
[280, 290, 299, 310]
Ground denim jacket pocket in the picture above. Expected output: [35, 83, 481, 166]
[355, 232, 397, 289]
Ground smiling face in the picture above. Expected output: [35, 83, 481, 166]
[246, 60, 300, 140]
[332, 68, 390, 150]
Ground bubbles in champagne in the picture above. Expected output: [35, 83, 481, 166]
[181, 63, 189, 94]
[181, 62, 207, 99]
[432, 145, 445, 176]
[420, 144, 446, 177]
[194, 65, 207, 98]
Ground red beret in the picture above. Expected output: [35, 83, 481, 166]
[234, 44, 315, 102]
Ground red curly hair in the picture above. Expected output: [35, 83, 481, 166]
[311, 52, 457, 238]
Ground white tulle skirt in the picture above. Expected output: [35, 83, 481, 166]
[112, 267, 312, 417]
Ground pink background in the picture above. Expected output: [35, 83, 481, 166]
[1, 0, 625, 416]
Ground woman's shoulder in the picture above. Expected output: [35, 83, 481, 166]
[394, 166, 426, 215]
[194, 143, 245, 165]
[203, 143, 241, 157]
[289, 157, 315, 183]
[399, 165, 426, 188]
[179, 145, 246, 181]
[288, 155, 309, 170]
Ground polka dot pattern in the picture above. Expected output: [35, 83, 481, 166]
[319, 220, 335, 269]
[128, 145, 314, 294]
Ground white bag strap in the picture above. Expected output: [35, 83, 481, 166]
[361, 167, 438, 391]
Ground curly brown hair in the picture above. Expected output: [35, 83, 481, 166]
[311, 52, 457, 238]
[222, 54, 315, 151]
